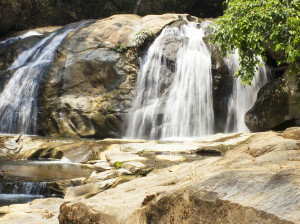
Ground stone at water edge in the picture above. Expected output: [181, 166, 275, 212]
[155, 154, 186, 162]
[93, 161, 112, 172]
[64, 178, 118, 201]
[105, 151, 147, 166]
[123, 161, 146, 174]
[0, 198, 64, 224]
[49, 177, 87, 195]
[87, 170, 117, 183]
[116, 168, 133, 176]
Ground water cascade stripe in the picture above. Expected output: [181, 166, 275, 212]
[126, 22, 214, 140]
[225, 51, 270, 132]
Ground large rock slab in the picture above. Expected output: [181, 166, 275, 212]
[58, 128, 300, 224]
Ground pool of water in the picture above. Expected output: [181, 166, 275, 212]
[0, 159, 93, 181]
[0, 159, 93, 206]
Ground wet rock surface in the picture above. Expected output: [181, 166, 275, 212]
[209, 43, 233, 133]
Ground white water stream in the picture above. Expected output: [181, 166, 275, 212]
[225, 52, 270, 132]
[0, 21, 91, 135]
[126, 23, 214, 139]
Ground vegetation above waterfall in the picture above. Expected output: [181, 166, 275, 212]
[211, 0, 300, 85]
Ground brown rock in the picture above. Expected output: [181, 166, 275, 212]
[245, 72, 300, 132]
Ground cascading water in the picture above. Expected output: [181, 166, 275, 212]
[0, 182, 50, 207]
[225, 51, 270, 132]
[0, 21, 92, 135]
[126, 23, 214, 140]
[0, 182, 48, 195]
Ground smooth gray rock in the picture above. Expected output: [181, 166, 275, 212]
[123, 161, 146, 174]
[105, 152, 147, 165]
[116, 168, 132, 176]
[88, 170, 117, 183]
[65, 178, 118, 200]
[94, 161, 112, 172]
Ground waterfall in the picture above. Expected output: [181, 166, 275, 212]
[0, 181, 51, 206]
[0, 182, 49, 196]
[225, 52, 270, 132]
[126, 23, 214, 140]
[0, 21, 92, 135]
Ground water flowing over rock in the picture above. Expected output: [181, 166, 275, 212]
[0, 21, 92, 135]
[0, 181, 50, 207]
[37, 14, 187, 138]
[225, 52, 271, 132]
[0, 182, 48, 196]
[0, 13, 295, 139]
[126, 22, 214, 140]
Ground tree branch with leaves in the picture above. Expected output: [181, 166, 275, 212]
[210, 0, 300, 85]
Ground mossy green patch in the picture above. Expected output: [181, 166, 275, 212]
[114, 161, 123, 169]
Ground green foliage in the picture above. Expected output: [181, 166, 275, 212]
[114, 161, 123, 169]
[211, 0, 300, 85]
[110, 45, 128, 53]
[131, 29, 154, 47]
